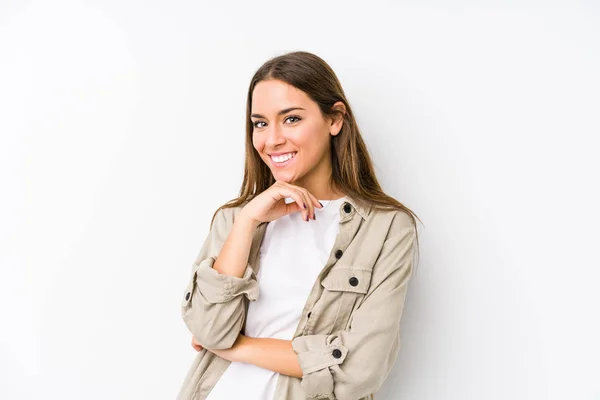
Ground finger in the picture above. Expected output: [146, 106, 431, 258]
[303, 190, 322, 218]
[295, 189, 312, 221]
[272, 182, 305, 218]
[286, 184, 317, 220]
[299, 188, 315, 220]
[285, 199, 304, 217]
[278, 185, 310, 221]
[191, 338, 203, 351]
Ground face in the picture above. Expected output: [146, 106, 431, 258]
[251, 79, 342, 187]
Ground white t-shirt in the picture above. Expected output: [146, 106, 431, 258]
[205, 196, 347, 400]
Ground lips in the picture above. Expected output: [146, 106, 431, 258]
[269, 151, 297, 166]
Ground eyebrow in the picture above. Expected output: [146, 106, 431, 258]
[251, 107, 305, 119]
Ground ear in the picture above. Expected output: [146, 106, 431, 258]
[328, 101, 346, 136]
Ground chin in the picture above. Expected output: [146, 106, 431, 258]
[274, 175, 292, 183]
[272, 173, 296, 184]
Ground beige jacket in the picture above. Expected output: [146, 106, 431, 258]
[177, 196, 417, 400]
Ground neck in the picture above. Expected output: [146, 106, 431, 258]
[292, 164, 345, 201]
[293, 151, 345, 200]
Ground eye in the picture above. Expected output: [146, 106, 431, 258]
[253, 121, 266, 129]
[284, 115, 301, 124]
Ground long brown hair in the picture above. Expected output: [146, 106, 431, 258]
[211, 50, 422, 267]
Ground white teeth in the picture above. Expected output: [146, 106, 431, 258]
[271, 152, 296, 163]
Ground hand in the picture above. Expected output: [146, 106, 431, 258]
[191, 336, 204, 352]
[240, 181, 323, 226]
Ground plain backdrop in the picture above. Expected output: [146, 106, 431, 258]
[1, 1, 598, 399]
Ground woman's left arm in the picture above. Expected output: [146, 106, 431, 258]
[210, 334, 303, 378]
[211, 215, 417, 399]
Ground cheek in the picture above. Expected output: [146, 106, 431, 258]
[252, 135, 271, 165]
[293, 124, 328, 156]
[292, 124, 320, 147]
[252, 134, 263, 151]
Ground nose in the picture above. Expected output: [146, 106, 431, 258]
[265, 124, 286, 148]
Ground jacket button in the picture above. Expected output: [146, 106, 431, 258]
[335, 249, 343, 259]
[349, 277, 359, 286]
[332, 349, 342, 359]
[185, 292, 191, 301]
[343, 203, 352, 213]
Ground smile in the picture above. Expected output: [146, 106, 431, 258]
[270, 152, 297, 167]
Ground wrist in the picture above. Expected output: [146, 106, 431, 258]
[237, 211, 261, 230]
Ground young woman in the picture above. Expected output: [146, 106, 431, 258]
[177, 51, 421, 400]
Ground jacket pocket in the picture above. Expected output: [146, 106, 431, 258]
[305, 267, 373, 335]
[320, 266, 373, 294]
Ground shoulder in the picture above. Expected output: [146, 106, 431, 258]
[215, 204, 246, 220]
[209, 203, 247, 233]
[369, 207, 416, 240]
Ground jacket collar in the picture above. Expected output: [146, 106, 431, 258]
[339, 195, 371, 221]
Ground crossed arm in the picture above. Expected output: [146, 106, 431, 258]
[201, 334, 303, 378]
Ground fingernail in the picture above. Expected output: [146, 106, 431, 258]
[319, 201, 323, 207]
[303, 203, 307, 209]
[313, 213, 316, 220]
[305, 215, 309, 222]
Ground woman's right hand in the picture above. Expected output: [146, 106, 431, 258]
[240, 181, 323, 226]
[191, 336, 203, 352]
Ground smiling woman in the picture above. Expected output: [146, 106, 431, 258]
[177, 50, 421, 400]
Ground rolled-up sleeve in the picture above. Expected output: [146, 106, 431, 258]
[181, 207, 260, 350]
[291, 217, 417, 400]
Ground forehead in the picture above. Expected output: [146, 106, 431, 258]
[252, 79, 312, 112]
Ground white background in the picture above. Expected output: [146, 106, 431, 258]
[1, 1, 598, 399]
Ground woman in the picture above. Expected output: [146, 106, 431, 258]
[177, 51, 421, 400]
